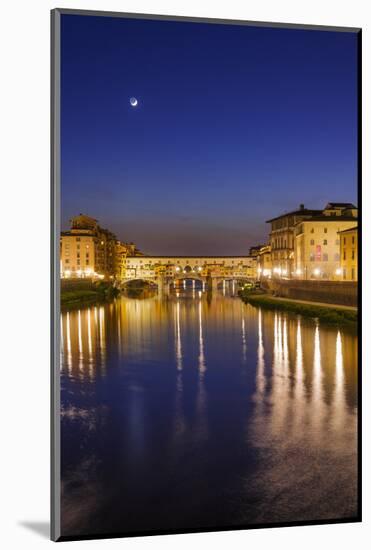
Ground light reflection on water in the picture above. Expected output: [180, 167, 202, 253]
[60, 284, 358, 537]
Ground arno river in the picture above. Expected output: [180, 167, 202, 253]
[60, 281, 358, 537]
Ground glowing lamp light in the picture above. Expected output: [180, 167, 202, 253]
[296, 269, 302, 276]
[335, 268, 342, 276]
[198, 266, 202, 272]
[175, 266, 180, 272]
[313, 268, 320, 276]
[64, 270, 71, 278]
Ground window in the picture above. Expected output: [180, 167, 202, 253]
[324, 228, 327, 233]
[323, 240, 327, 245]
[310, 239, 315, 245]
[343, 237, 346, 245]
[323, 253, 328, 261]
[77, 259, 80, 265]
[343, 251, 346, 260]
[352, 236, 355, 244]
[335, 239, 340, 246]
[334, 253, 340, 261]
[309, 253, 315, 261]
[351, 268, 355, 280]
[76, 237, 80, 242]
[65, 259, 69, 264]
[352, 250, 355, 260]
[310, 228, 314, 233]
[77, 253, 80, 258]
[77, 244, 80, 250]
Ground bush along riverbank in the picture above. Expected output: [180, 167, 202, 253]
[61, 281, 120, 310]
[238, 289, 357, 328]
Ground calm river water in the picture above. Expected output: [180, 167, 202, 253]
[60, 282, 358, 537]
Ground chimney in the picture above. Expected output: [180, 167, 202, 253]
[299, 204, 304, 210]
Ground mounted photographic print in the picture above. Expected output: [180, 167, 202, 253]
[51, 9, 361, 542]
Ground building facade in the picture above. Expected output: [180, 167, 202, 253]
[256, 245, 272, 279]
[61, 214, 140, 279]
[339, 226, 358, 281]
[122, 256, 257, 281]
[294, 204, 357, 280]
[266, 204, 322, 278]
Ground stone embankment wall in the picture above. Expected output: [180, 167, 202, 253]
[262, 279, 358, 307]
[61, 278, 96, 292]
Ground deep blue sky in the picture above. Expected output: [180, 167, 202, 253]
[61, 15, 358, 255]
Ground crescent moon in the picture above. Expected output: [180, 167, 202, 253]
[130, 97, 138, 107]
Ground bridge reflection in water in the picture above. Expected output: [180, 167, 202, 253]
[60, 284, 358, 537]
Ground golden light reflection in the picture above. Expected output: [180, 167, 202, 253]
[66, 311, 72, 373]
[256, 309, 265, 396]
[175, 301, 183, 372]
[198, 300, 206, 377]
[99, 307, 105, 373]
[242, 317, 247, 363]
[333, 331, 345, 429]
[312, 324, 324, 439]
[293, 319, 304, 430]
[270, 312, 290, 433]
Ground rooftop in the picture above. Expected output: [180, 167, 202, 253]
[325, 202, 357, 209]
[266, 207, 321, 223]
[338, 226, 358, 234]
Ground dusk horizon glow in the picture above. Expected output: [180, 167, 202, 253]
[61, 15, 358, 255]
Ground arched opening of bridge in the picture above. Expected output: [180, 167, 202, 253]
[121, 278, 158, 298]
[172, 277, 206, 293]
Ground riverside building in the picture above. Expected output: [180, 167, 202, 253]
[60, 214, 140, 279]
[294, 204, 357, 280]
[339, 226, 358, 281]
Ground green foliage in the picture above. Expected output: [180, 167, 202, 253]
[238, 291, 357, 327]
[61, 282, 119, 310]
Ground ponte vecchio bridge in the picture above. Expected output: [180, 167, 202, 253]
[120, 255, 257, 293]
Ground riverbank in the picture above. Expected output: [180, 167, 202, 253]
[239, 290, 357, 327]
[61, 281, 120, 310]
